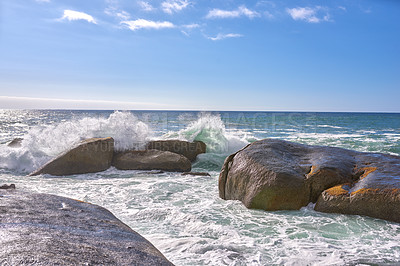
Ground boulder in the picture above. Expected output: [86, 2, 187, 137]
[315, 152, 400, 223]
[29, 137, 114, 176]
[146, 140, 206, 162]
[7, 137, 23, 148]
[0, 189, 172, 265]
[113, 150, 191, 172]
[219, 139, 400, 223]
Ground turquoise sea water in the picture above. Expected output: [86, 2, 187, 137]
[1, 110, 400, 265]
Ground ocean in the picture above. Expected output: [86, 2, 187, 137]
[1, 110, 400, 265]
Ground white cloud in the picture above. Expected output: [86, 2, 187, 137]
[162, 0, 190, 14]
[105, 8, 130, 20]
[104, 0, 130, 20]
[182, 23, 200, 29]
[138, 1, 155, 12]
[121, 19, 175, 31]
[61, 10, 97, 24]
[206, 6, 259, 19]
[207, 33, 243, 41]
[286, 7, 330, 23]
[36, 0, 51, 3]
[181, 24, 200, 36]
[338, 6, 347, 11]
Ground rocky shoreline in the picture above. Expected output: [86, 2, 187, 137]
[26, 138, 206, 176]
[4, 137, 400, 264]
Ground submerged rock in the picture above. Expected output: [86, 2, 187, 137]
[219, 139, 400, 223]
[113, 150, 191, 172]
[0, 189, 172, 265]
[181, 172, 211, 177]
[146, 140, 206, 162]
[7, 137, 23, 148]
[0, 184, 15, 190]
[29, 137, 114, 176]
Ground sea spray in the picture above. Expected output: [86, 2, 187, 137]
[163, 112, 250, 154]
[0, 111, 152, 173]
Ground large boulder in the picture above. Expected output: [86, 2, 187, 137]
[29, 137, 114, 176]
[219, 139, 400, 223]
[146, 140, 206, 162]
[0, 189, 172, 265]
[113, 150, 191, 172]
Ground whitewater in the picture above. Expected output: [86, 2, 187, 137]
[1, 110, 400, 265]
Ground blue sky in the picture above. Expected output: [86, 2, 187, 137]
[0, 0, 399, 111]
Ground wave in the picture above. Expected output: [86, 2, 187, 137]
[162, 112, 250, 154]
[0, 111, 152, 173]
[317, 125, 344, 129]
[0, 111, 252, 174]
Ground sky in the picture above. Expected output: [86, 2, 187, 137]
[0, 0, 399, 112]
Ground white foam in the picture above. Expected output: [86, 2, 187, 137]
[162, 112, 250, 154]
[317, 125, 344, 129]
[0, 111, 152, 173]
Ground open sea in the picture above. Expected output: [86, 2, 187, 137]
[1, 110, 400, 265]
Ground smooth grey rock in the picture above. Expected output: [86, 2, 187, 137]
[29, 137, 114, 176]
[0, 190, 173, 265]
[219, 139, 400, 223]
[146, 140, 206, 162]
[112, 150, 191, 172]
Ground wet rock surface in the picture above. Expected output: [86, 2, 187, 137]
[0, 190, 173, 265]
[219, 139, 400, 223]
[113, 149, 192, 172]
[29, 137, 114, 176]
[181, 172, 211, 177]
[146, 140, 206, 162]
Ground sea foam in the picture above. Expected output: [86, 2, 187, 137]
[0, 111, 251, 173]
[162, 112, 250, 154]
[0, 111, 152, 173]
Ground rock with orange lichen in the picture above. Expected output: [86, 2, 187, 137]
[315, 153, 400, 223]
[219, 139, 400, 223]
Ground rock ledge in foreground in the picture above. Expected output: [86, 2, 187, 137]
[0, 189, 172, 265]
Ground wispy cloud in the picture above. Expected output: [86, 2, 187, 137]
[162, 0, 190, 14]
[35, 0, 51, 3]
[181, 23, 200, 36]
[182, 23, 200, 29]
[105, 8, 130, 20]
[121, 19, 175, 31]
[138, 1, 155, 12]
[104, 0, 130, 20]
[61, 10, 97, 24]
[206, 6, 259, 19]
[286, 7, 330, 23]
[207, 33, 243, 41]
